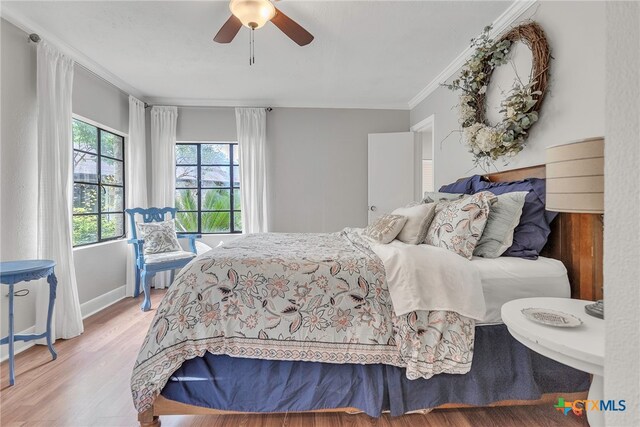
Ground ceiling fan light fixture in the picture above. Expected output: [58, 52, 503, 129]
[229, 0, 276, 29]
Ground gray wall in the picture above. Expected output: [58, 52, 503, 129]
[0, 18, 129, 338]
[410, 1, 605, 188]
[267, 108, 409, 232]
[0, 19, 39, 336]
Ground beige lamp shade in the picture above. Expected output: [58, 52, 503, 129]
[545, 137, 604, 213]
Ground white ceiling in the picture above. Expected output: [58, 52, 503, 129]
[2, 1, 512, 109]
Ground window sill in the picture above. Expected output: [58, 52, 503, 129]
[73, 238, 127, 251]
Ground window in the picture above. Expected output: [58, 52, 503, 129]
[72, 119, 125, 246]
[175, 143, 242, 234]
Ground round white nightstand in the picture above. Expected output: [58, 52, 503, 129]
[501, 297, 604, 427]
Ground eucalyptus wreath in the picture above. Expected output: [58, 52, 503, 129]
[446, 22, 550, 169]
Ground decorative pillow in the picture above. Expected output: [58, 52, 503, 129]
[136, 219, 182, 255]
[473, 191, 527, 258]
[363, 214, 408, 244]
[391, 203, 437, 245]
[438, 175, 482, 194]
[425, 192, 496, 259]
[422, 192, 465, 204]
[471, 177, 558, 259]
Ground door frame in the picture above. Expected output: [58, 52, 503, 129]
[411, 114, 435, 193]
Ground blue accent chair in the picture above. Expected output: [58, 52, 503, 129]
[125, 207, 201, 312]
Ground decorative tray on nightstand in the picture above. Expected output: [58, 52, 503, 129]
[521, 307, 583, 328]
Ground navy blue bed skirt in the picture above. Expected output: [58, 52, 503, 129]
[161, 324, 590, 417]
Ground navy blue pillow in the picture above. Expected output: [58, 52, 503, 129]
[471, 177, 558, 259]
[439, 175, 481, 194]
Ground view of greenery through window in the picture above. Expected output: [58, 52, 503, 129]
[175, 143, 241, 234]
[72, 119, 125, 246]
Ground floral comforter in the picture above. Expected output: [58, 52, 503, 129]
[131, 229, 475, 413]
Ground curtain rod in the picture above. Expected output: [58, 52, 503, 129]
[28, 32, 134, 99]
[144, 104, 273, 112]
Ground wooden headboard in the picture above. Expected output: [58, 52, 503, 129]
[484, 165, 603, 301]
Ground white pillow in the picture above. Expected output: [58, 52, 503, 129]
[363, 214, 408, 244]
[473, 191, 527, 258]
[136, 219, 182, 255]
[391, 203, 437, 245]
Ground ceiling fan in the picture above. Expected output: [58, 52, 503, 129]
[213, 0, 314, 47]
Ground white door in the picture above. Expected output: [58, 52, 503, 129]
[368, 132, 416, 224]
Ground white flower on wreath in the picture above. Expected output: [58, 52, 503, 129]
[475, 126, 500, 152]
[463, 122, 483, 146]
[458, 95, 476, 123]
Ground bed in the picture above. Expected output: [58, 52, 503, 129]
[132, 165, 602, 426]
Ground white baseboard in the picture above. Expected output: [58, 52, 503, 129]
[80, 285, 126, 319]
[0, 285, 127, 363]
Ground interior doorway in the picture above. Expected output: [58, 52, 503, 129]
[411, 115, 435, 195]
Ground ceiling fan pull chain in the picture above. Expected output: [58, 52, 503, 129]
[248, 27, 256, 65]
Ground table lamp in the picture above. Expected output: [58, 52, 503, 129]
[546, 137, 604, 318]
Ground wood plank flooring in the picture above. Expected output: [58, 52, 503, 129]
[0, 290, 588, 427]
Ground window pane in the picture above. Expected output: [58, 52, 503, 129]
[234, 212, 242, 232]
[176, 166, 198, 188]
[202, 144, 230, 165]
[101, 214, 124, 239]
[233, 166, 240, 186]
[232, 145, 239, 165]
[73, 120, 98, 153]
[233, 189, 241, 210]
[73, 215, 98, 246]
[202, 212, 230, 233]
[73, 184, 98, 214]
[101, 158, 123, 185]
[176, 211, 198, 232]
[101, 131, 123, 160]
[202, 166, 230, 188]
[101, 186, 124, 213]
[176, 145, 197, 165]
[74, 151, 98, 183]
[176, 189, 198, 211]
[202, 189, 230, 210]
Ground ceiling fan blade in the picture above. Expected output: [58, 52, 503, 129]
[271, 7, 314, 46]
[213, 15, 243, 44]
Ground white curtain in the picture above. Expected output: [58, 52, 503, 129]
[150, 106, 178, 288]
[125, 96, 148, 297]
[235, 108, 268, 233]
[35, 42, 84, 341]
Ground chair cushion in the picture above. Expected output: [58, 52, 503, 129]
[136, 219, 182, 255]
[145, 250, 196, 264]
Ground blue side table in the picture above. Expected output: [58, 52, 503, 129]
[0, 260, 58, 385]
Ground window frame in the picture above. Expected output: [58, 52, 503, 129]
[175, 142, 241, 235]
[72, 118, 126, 247]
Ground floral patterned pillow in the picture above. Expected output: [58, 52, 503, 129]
[136, 219, 182, 255]
[425, 191, 497, 259]
[363, 214, 408, 244]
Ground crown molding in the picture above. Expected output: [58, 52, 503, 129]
[0, 5, 146, 101]
[145, 97, 410, 111]
[407, 0, 538, 110]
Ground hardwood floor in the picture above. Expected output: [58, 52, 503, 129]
[1, 290, 588, 427]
